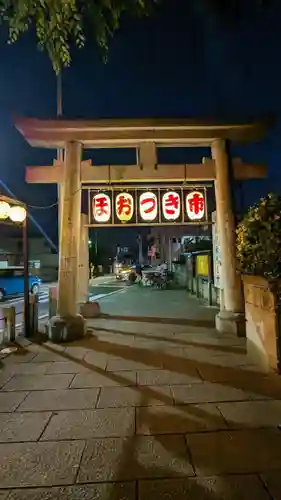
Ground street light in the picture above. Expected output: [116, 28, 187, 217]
[9, 205, 27, 223]
[0, 201, 27, 223]
[0, 195, 29, 337]
[0, 201, 11, 220]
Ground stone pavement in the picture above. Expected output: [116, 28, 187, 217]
[1, 288, 281, 498]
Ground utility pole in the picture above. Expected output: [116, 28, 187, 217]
[137, 234, 143, 265]
[57, 72, 63, 158]
[57, 72, 63, 247]
[95, 230, 98, 256]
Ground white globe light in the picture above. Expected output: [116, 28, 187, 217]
[9, 205, 27, 223]
[0, 201, 10, 219]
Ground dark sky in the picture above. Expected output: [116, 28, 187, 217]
[0, 0, 280, 247]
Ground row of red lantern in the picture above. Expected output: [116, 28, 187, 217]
[89, 188, 207, 226]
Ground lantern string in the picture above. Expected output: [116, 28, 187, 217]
[28, 201, 58, 210]
[27, 186, 83, 209]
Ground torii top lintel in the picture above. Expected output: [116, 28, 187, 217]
[14, 117, 268, 149]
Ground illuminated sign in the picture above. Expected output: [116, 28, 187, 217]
[92, 192, 111, 224]
[89, 186, 208, 226]
[115, 192, 134, 223]
[139, 191, 158, 222]
[162, 190, 181, 221]
[196, 255, 209, 277]
[185, 191, 205, 221]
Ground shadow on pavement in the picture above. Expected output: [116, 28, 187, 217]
[91, 325, 246, 355]
[101, 314, 215, 328]
[2, 328, 281, 499]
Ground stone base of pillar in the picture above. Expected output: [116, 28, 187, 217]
[48, 314, 86, 343]
[80, 301, 101, 319]
[215, 310, 246, 338]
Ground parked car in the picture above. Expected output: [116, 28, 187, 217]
[116, 264, 133, 281]
[0, 267, 41, 301]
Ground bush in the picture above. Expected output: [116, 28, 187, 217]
[237, 193, 281, 280]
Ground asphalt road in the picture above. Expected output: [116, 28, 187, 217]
[88, 274, 128, 301]
[0, 275, 127, 336]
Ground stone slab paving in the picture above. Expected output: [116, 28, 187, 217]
[17, 388, 100, 412]
[77, 435, 194, 483]
[3, 363, 53, 376]
[1, 374, 75, 392]
[171, 381, 261, 404]
[5, 483, 136, 500]
[0, 391, 28, 412]
[187, 428, 281, 475]
[46, 361, 91, 374]
[261, 472, 281, 500]
[0, 411, 52, 442]
[70, 371, 137, 388]
[96, 287, 218, 323]
[0, 440, 85, 488]
[1, 290, 281, 498]
[138, 476, 275, 500]
[97, 385, 172, 408]
[40, 408, 135, 441]
[136, 404, 227, 435]
[137, 368, 201, 385]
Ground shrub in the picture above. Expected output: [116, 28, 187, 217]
[237, 193, 281, 280]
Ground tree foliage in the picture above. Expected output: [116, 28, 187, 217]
[237, 193, 281, 281]
[0, 0, 157, 73]
[0, 0, 272, 73]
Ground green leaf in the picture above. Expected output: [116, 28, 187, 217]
[237, 192, 281, 280]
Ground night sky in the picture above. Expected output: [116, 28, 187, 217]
[0, 0, 280, 248]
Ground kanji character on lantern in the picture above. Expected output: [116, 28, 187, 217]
[162, 191, 181, 221]
[139, 191, 158, 221]
[92, 192, 111, 223]
[115, 192, 134, 222]
[185, 191, 205, 221]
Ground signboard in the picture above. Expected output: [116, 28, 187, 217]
[88, 187, 208, 227]
[196, 255, 209, 278]
[148, 246, 156, 257]
[212, 211, 222, 289]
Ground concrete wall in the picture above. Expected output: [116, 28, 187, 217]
[196, 277, 219, 306]
[243, 275, 279, 373]
[173, 262, 188, 288]
[0, 237, 55, 258]
[172, 259, 220, 306]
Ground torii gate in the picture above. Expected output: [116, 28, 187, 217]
[14, 117, 267, 340]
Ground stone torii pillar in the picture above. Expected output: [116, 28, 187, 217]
[77, 213, 89, 304]
[49, 141, 86, 341]
[212, 139, 245, 336]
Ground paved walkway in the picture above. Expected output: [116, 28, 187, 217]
[0, 288, 281, 499]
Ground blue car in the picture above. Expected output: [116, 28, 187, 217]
[0, 267, 41, 301]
